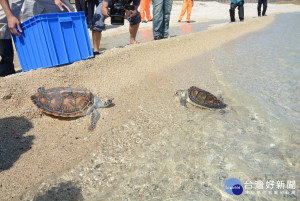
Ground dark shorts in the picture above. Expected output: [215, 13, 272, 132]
[90, 3, 141, 32]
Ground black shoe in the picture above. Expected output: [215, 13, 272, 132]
[154, 36, 162, 40]
[262, 14, 267, 16]
[186, 21, 190, 23]
[142, 21, 147, 23]
[93, 51, 100, 56]
[0, 62, 16, 77]
[178, 20, 181, 22]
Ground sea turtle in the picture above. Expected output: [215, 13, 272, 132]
[31, 87, 113, 131]
[175, 86, 226, 109]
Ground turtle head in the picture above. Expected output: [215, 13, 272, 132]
[175, 90, 187, 97]
[37, 87, 45, 93]
[95, 96, 114, 108]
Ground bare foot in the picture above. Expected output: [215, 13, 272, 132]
[130, 40, 140, 45]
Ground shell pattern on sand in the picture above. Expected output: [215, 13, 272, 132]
[31, 87, 94, 117]
[188, 86, 226, 109]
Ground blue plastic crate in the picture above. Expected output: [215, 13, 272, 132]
[12, 12, 93, 72]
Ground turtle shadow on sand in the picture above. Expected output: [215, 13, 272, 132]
[0, 116, 34, 172]
[43, 113, 81, 121]
[42, 102, 115, 122]
[33, 181, 84, 201]
[179, 20, 196, 23]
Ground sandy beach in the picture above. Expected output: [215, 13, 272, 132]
[1, 1, 300, 200]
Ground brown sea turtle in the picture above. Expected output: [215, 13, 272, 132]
[31, 87, 113, 131]
[175, 86, 226, 109]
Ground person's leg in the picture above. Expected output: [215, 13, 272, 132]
[140, 0, 146, 22]
[186, 0, 192, 22]
[229, 3, 236, 22]
[0, 0, 24, 76]
[75, 0, 82, 11]
[237, 1, 244, 21]
[90, 2, 106, 52]
[92, 31, 102, 52]
[0, 39, 15, 76]
[76, 0, 88, 22]
[178, 0, 187, 21]
[128, 11, 141, 44]
[87, 0, 95, 28]
[152, 0, 164, 38]
[162, 0, 173, 38]
[129, 24, 140, 44]
[95, 0, 99, 7]
[82, 0, 88, 22]
[262, 0, 267, 16]
[145, 0, 152, 21]
[257, 0, 262, 16]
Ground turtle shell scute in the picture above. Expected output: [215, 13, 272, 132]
[188, 86, 226, 109]
[31, 87, 95, 117]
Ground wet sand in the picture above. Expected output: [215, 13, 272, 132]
[1, 2, 300, 200]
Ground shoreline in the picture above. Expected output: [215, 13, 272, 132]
[12, 1, 300, 72]
[1, 3, 300, 200]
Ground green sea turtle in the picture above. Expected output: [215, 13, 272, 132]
[175, 86, 226, 109]
[31, 87, 113, 131]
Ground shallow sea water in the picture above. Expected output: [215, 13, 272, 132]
[169, 12, 300, 199]
[27, 13, 299, 200]
[214, 13, 300, 133]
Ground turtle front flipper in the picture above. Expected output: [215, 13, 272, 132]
[175, 90, 188, 108]
[88, 109, 100, 131]
[180, 97, 188, 108]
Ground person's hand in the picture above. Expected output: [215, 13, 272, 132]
[125, 9, 137, 18]
[102, 1, 110, 17]
[130, 9, 137, 17]
[7, 15, 22, 37]
[54, 0, 71, 12]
